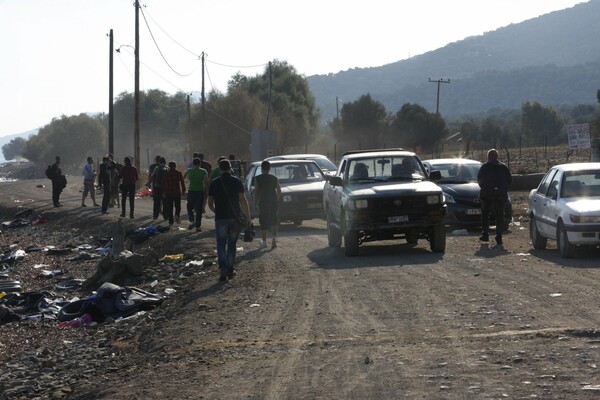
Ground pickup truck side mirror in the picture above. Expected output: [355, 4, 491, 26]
[429, 170, 442, 181]
[328, 176, 343, 187]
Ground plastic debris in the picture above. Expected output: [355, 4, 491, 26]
[164, 288, 176, 295]
[249, 303, 260, 307]
[451, 229, 468, 236]
[550, 293, 563, 297]
[185, 260, 204, 267]
[160, 254, 184, 261]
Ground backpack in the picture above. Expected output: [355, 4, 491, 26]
[45, 165, 56, 180]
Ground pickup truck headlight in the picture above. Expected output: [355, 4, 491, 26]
[348, 199, 368, 210]
[354, 199, 368, 209]
[570, 214, 600, 223]
[443, 193, 455, 204]
[282, 195, 293, 202]
[426, 194, 442, 205]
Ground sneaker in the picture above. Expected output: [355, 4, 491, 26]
[259, 240, 267, 249]
[120, 213, 126, 218]
[81, 204, 87, 207]
[479, 234, 489, 242]
[227, 269, 236, 279]
[188, 224, 195, 230]
[195, 227, 202, 232]
[219, 272, 227, 282]
[130, 216, 135, 219]
[175, 215, 180, 224]
[93, 203, 100, 207]
[271, 239, 277, 249]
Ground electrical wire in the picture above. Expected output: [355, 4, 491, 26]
[139, 4, 198, 77]
[205, 107, 252, 135]
[143, 8, 201, 58]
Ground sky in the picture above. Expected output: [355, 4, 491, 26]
[0, 0, 590, 138]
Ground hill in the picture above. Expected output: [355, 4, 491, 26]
[308, 0, 600, 122]
[0, 130, 37, 162]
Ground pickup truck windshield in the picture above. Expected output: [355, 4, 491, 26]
[348, 157, 425, 182]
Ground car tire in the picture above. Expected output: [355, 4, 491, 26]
[292, 219, 303, 227]
[529, 215, 547, 250]
[344, 229, 359, 257]
[557, 221, 575, 258]
[326, 210, 342, 247]
[430, 224, 446, 253]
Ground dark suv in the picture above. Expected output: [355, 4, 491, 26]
[323, 149, 446, 256]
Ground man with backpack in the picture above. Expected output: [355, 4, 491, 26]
[147, 156, 167, 220]
[46, 156, 66, 207]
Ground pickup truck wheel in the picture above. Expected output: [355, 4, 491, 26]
[430, 225, 446, 253]
[529, 216, 547, 250]
[344, 229, 359, 256]
[326, 211, 342, 247]
[557, 221, 575, 258]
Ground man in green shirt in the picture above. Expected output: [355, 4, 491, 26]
[184, 157, 209, 231]
[209, 156, 227, 183]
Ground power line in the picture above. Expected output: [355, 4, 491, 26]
[139, 4, 198, 77]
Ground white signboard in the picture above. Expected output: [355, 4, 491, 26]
[567, 123, 590, 149]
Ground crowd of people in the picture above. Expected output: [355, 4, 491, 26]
[47, 152, 262, 283]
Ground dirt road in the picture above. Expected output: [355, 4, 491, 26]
[3, 180, 600, 399]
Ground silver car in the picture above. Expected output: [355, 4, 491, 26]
[528, 162, 600, 258]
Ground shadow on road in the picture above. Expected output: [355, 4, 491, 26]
[308, 242, 444, 269]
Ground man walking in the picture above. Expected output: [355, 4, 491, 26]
[147, 157, 167, 220]
[184, 157, 208, 231]
[254, 160, 282, 249]
[118, 156, 138, 219]
[208, 159, 251, 282]
[163, 161, 186, 226]
[81, 157, 98, 207]
[98, 155, 114, 214]
[477, 148, 512, 248]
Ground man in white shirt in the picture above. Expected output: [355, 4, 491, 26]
[81, 157, 99, 207]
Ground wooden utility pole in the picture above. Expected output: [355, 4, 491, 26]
[201, 52, 205, 120]
[428, 78, 450, 114]
[108, 29, 114, 155]
[134, 1, 141, 173]
[266, 61, 272, 130]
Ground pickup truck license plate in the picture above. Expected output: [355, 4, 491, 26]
[388, 215, 409, 223]
[466, 208, 482, 215]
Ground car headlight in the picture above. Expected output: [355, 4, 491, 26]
[354, 199, 368, 209]
[282, 195, 293, 202]
[348, 199, 368, 210]
[570, 214, 600, 223]
[443, 193, 455, 204]
[427, 194, 442, 205]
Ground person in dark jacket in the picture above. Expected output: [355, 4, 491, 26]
[118, 156, 139, 219]
[49, 156, 65, 207]
[98, 155, 115, 214]
[477, 148, 512, 247]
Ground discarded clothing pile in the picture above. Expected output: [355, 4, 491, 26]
[126, 224, 170, 244]
[0, 283, 163, 326]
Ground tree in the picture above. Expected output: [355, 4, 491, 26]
[521, 101, 565, 146]
[22, 114, 106, 172]
[2, 137, 26, 160]
[388, 103, 446, 152]
[242, 60, 320, 152]
[336, 94, 388, 149]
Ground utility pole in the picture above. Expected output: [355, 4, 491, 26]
[266, 61, 272, 130]
[108, 29, 114, 156]
[134, 1, 141, 174]
[428, 78, 450, 114]
[336, 96, 340, 120]
[201, 52, 205, 121]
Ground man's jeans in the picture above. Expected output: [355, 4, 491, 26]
[187, 191, 204, 228]
[215, 218, 239, 273]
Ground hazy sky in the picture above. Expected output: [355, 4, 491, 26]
[0, 0, 589, 137]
